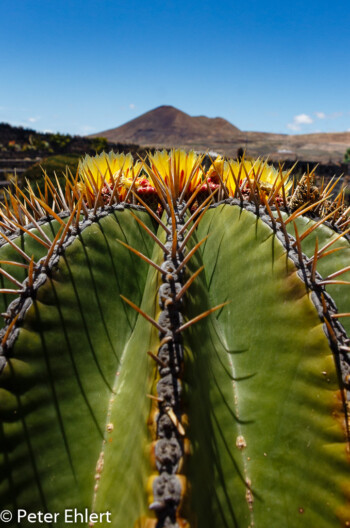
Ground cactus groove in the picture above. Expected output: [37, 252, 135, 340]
[0, 150, 349, 527]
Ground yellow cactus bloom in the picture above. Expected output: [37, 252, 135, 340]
[148, 149, 204, 197]
[79, 151, 134, 192]
[208, 158, 292, 198]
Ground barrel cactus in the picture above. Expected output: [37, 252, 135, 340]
[0, 150, 349, 527]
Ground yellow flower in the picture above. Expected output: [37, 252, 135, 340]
[147, 149, 204, 197]
[209, 158, 292, 199]
[206, 156, 225, 183]
[79, 151, 134, 192]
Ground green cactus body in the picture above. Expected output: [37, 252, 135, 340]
[0, 151, 349, 527]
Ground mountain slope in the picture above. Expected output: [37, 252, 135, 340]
[90, 105, 242, 147]
[90, 105, 350, 163]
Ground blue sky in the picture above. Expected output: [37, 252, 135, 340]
[0, 0, 349, 136]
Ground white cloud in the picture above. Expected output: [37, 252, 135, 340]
[28, 116, 40, 123]
[129, 103, 136, 109]
[294, 114, 313, 125]
[287, 113, 313, 132]
[314, 111, 343, 120]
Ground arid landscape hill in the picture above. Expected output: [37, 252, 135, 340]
[91, 105, 241, 147]
[91, 105, 350, 163]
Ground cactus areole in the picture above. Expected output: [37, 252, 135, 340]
[0, 150, 349, 528]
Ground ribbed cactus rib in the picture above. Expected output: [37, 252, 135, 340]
[0, 151, 350, 527]
[284, 214, 350, 336]
[0, 208, 158, 520]
[0, 205, 155, 360]
[0, 218, 63, 332]
[185, 204, 350, 527]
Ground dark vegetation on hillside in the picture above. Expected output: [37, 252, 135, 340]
[0, 123, 157, 191]
[344, 147, 350, 164]
[0, 122, 142, 160]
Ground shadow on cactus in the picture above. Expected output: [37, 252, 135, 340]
[0, 149, 349, 527]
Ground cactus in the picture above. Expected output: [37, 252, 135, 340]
[0, 150, 349, 527]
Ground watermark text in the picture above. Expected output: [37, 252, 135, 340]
[0, 509, 111, 524]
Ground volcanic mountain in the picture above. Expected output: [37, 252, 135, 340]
[90, 105, 242, 149]
[91, 105, 350, 163]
